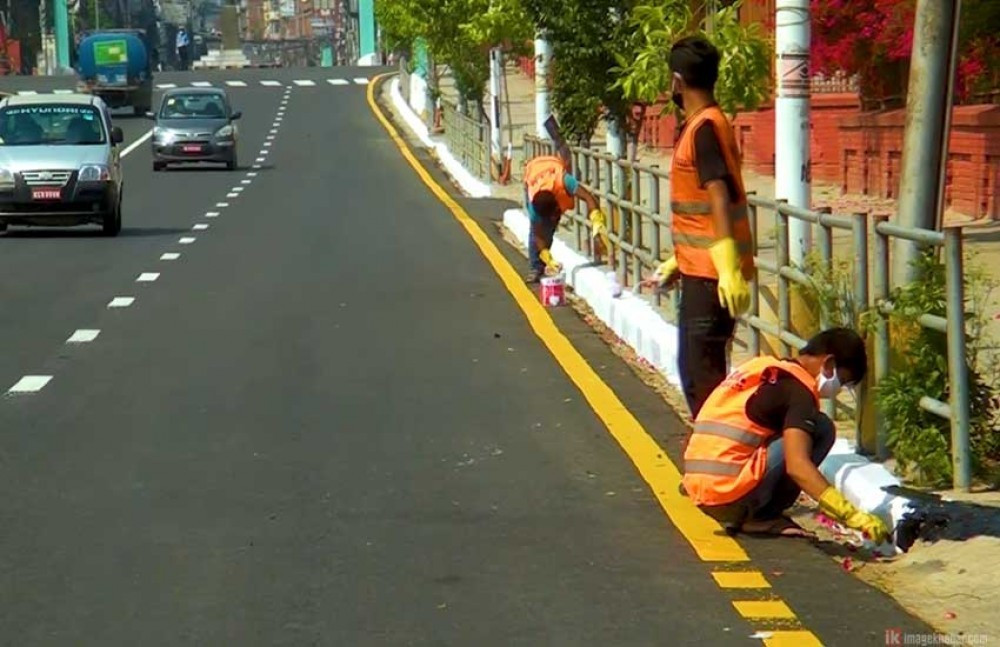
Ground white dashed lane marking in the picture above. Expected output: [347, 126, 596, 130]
[247, 172, 258, 177]
[108, 297, 135, 308]
[193, 223, 210, 230]
[156, 83, 177, 89]
[261, 80, 282, 87]
[53, 89, 74, 94]
[328, 79, 349, 86]
[137, 273, 159, 282]
[232, 187, 244, 192]
[206, 210, 221, 217]
[226, 192, 239, 198]
[353, 78, 369, 85]
[8, 375, 53, 393]
[241, 179, 252, 184]
[255, 157, 265, 163]
[67, 329, 100, 343]
[216, 202, 229, 208]
[226, 80, 248, 87]
[191, 81, 212, 87]
[161, 253, 181, 260]
[179, 237, 197, 245]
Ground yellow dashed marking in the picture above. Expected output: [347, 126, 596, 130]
[712, 571, 772, 589]
[733, 600, 797, 619]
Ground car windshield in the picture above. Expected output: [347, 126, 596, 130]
[160, 93, 227, 119]
[0, 104, 107, 146]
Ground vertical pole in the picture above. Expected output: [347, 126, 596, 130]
[815, 206, 835, 419]
[775, 0, 812, 265]
[945, 227, 971, 490]
[872, 214, 891, 459]
[357, 0, 376, 65]
[650, 166, 662, 307]
[534, 34, 551, 139]
[894, 0, 962, 285]
[748, 196, 761, 357]
[776, 201, 791, 356]
[851, 212, 870, 451]
[489, 48, 503, 179]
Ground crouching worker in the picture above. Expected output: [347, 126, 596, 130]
[523, 155, 605, 283]
[682, 328, 890, 542]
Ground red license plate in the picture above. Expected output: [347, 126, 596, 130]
[31, 188, 62, 201]
[182, 145, 203, 153]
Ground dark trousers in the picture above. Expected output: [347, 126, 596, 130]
[528, 218, 558, 273]
[678, 274, 736, 418]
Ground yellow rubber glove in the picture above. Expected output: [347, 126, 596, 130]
[539, 248, 561, 273]
[818, 487, 891, 544]
[654, 256, 679, 285]
[708, 237, 751, 318]
[589, 209, 612, 262]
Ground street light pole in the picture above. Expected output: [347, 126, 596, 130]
[533, 32, 550, 139]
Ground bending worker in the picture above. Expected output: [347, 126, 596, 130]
[522, 154, 607, 283]
[639, 36, 754, 418]
[682, 328, 890, 543]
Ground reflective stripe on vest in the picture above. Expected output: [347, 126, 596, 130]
[681, 356, 820, 507]
[524, 156, 576, 214]
[669, 107, 754, 281]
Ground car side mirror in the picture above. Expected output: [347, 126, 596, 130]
[230, 111, 242, 121]
[111, 127, 124, 144]
[145, 111, 155, 119]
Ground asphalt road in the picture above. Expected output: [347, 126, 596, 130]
[0, 68, 929, 645]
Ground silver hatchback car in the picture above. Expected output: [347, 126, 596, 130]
[0, 93, 125, 235]
[148, 87, 241, 171]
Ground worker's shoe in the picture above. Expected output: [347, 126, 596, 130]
[525, 269, 544, 284]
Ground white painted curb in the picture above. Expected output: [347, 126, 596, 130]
[387, 73, 909, 554]
[388, 77, 491, 199]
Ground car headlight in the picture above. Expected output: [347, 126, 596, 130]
[215, 125, 234, 139]
[153, 127, 175, 145]
[0, 168, 13, 188]
[79, 164, 110, 182]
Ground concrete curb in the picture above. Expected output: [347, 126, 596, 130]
[386, 72, 911, 554]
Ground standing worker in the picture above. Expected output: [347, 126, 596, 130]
[522, 154, 608, 283]
[639, 36, 754, 418]
[683, 328, 890, 542]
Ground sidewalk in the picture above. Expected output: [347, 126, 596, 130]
[400, 70, 1000, 639]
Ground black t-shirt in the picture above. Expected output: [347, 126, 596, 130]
[745, 364, 821, 439]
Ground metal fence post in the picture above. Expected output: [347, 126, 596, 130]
[748, 195, 761, 357]
[852, 212, 871, 452]
[817, 206, 835, 420]
[776, 200, 791, 356]
[614, 160, 627, 283]
[945, 227, 971, 490]
[630, 165, 642, 288]
[650, 167, 662, 308]
[871, 214, 891, 459]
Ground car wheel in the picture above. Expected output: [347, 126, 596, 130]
[103, 197, 122, 237]
[153, 161, 165, 172]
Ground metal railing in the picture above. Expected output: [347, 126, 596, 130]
[441, 101, 491, 182]
[522, 133, 974, 489]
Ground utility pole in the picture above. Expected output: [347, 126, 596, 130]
[892, 0, 962, 285]
[774, 0, 812, 265]
[489, 47, 503, 173]
[53, 0, 69, 70]
[533, 32, 550, 139]
[357, 0, 374, 65]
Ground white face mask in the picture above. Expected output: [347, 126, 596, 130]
[817, 368, 842, 399]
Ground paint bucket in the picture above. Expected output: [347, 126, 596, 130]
[540, 274, 566, 307]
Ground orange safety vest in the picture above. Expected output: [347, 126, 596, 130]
[670, 106, 754, 281]
[682, 356, 819, 507]
[524, 155, 576, 214]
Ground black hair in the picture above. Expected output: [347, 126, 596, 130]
[801, 327, 868, 384]
[531, 190, 562, 221]
[669, 36, 720, 91]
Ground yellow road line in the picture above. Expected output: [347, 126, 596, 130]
[713, 571, 772, 589]
[764, 631, 826, 647]
[733, 600, 797, 619]
[366, 74, 824, 645]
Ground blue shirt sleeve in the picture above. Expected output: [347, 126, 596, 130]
[563, 173, 578, 195]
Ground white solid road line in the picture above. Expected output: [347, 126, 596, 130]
[328, 79, 349, 86]
[226, 80, 248, 87]
[67, 329, 100, 343]
[193, 223, 210, 230]
[121, 130, 153, 158]
[178, 237, 197, 245]
[261, 80, 281, 87]
[8, 375, 53, 393]
[108, 297, 135, 308]
[161, 253, 181, 260]
[137, 273, 159, 282]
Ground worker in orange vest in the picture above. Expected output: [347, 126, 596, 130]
[639, 36, 754, 418]
[682, 328, 890, 542]
[522, 155, 606, 283]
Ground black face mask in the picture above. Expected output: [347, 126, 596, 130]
[672, 91, 684, 111]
